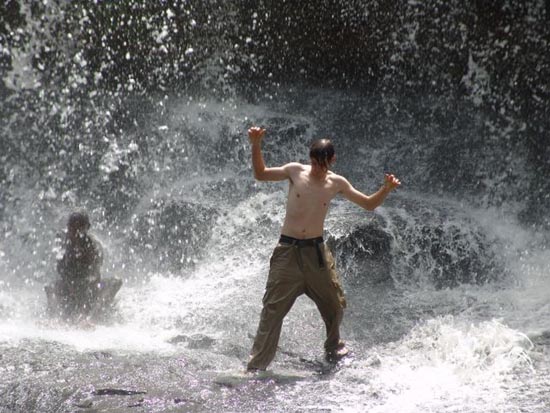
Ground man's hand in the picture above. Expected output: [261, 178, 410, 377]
[384, 173, 401, 190]
[248, 126, 266, 145]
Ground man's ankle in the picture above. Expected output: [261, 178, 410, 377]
[246, 366, 265, 373]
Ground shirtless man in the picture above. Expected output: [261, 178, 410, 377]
[246, 126, 400, 371]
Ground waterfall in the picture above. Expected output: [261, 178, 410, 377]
[1, 1, 549, 412]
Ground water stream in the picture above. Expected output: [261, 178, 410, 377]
[1, 1, 549, 412]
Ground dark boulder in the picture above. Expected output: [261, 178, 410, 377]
[327, 218, 393, 285]
[129, 199, 218, 272]
[388, 202, 506, 289]
[327, 201, 506, 289]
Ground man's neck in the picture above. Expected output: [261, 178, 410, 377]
[310, 164, 328, 180]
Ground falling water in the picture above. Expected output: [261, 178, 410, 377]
[1, 1, 549, 412]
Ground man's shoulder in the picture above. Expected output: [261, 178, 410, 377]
[284, 162, 307, 170]
[283, 162, 308, 177]
[327, 172, 351, 191]
[327, 171, 347, 183]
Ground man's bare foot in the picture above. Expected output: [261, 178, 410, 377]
[325, 346, 349, 362]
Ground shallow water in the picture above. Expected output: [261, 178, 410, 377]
[1, 191, 550, 412]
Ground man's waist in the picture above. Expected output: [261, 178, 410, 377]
[279, 234, 324, 247]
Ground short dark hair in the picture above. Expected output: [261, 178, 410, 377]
[67, 211, 90, 232]
[309, 139, 335, 171]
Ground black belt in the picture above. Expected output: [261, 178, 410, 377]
[279, 235, 325, 268]
[279, 235, 324, 246]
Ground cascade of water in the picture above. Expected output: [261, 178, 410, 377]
[1, 1, 549, 412]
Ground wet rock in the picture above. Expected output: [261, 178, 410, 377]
[91, 351, 113, 360]
[168, 334, 215, 349]
[129, 199, 218, 271]
[92, 388, 147, 396]
[74, 398, 93, 408]
[167, 335, 188, 345]
[389, 201, 506, 289]
[327, 219, 393, 285]
[365, 354, 382, 367]
[128, 398, 145, 408]
[174, 397, 198, 404]
[396, 220, 504, 289]
[328, 201, 506, 289]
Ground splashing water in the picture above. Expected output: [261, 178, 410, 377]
[1, 1, 549, 412]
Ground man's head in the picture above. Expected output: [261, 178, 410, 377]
[67, 211, 90, 237]
[309, 138, 335, 171]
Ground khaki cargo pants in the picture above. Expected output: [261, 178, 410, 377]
[247, 236, 347, 370]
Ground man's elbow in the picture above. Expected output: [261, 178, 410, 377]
[363, 200, 377, 211]
[253, 169, 268, 181]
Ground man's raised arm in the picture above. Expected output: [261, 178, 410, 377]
[339, 174, 401, 211]
[248, 126, 290, 181]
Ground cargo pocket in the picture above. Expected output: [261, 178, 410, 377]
[324, 246, 347, 309]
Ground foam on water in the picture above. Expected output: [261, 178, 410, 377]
[369, 317, 532, 412]
[301, 317, 533, 413]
